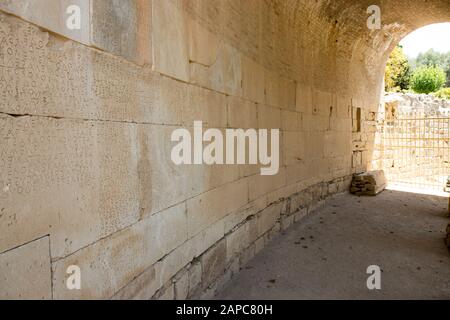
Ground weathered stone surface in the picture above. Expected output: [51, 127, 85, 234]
[281, 110, 301, 131]
[201, 239, 227, 287]
[0, 115, 140, 257]
[0, 0, 152, 64]
[1, 0, 449, 300]
[152, 0, 189, 81]
[173, 270, 189, 300]
[0, 0, 90, 44]
[265, 72, 281, 107]
[190, 42, 242, 96]
[0, 12, 183, 124]
[184, 85, 227, 128]
[157, 284, 174, 300]
[257, 203, 283, 237]
[241, 55, 265, 104]
[226, 218, 258, 262]
[350, 170, 386, 196]
[257, 104, 281, 129]
[112, 264, 157, 300]
[0, 237, 51, 299]
[296, 83, 313, 114]
[188, 18, 220, 66]
[187, 178, 248, 237]
[223, 197, 267, 234]
[113, 215, 226, 299]
[188, 261, 202, 294]
[227, 96, 257, 129]
[249, 168, 286, 201]
[279, 77, 297, 111]
[294, 208, 308, 223]
[281, 214, 295, 231]
[91, 0, 152, 65]
[52, 203, 187, 299]
[138, 125, 240, 216]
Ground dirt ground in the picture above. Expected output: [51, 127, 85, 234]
[216, 190, 450, 299]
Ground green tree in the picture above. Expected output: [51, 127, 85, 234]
[384, 45, 411, 92]
[412, 49, 450, 87]
[410, 66, 446, 94]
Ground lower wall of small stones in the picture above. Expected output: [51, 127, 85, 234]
[113, 175, 352, 300]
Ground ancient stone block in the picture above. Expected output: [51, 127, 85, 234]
[281, 110, 300, 131]
[279, 77, 297, 111]
[312, 89, 334, 116]
[446, 223, 450, 249]
[152, 0, 189, 81]
[325, 131, 350, 158]
[241, 55, 265, 104]
[0, 12, 184, 124]
[265, 72, 280, 107]
[257, 203, 282, 237]
[91, 0, 152, 65]
[139, 74, 186, 125]
[255, 237, 265, 254]
[0, 115, 140, 257]
[266, 184, 297, 205]
[336, 96, 351, 119]
[112, 264, 158, 300]
[281, 214, 295, 231]
[286, 163, 308, 185]
[188, 18, 220, 66]
[188, 261, 202, 294]
[138, 125, 202, 215]
[0, 237, 51, 300]
[227, 96, 258, 129]
[296, 83, 313, 114]
[184, 85, 227, 128]
[350, 170, 387, 196]
[239, 245, 256, 267]
[257, 104, 281, 129]
[187, 179, 249, 237]
[201, 239, 227, 287]
[226, 218, 258, 262]
[283, 131, 302, 166]
[52, 203, 187, 299]
[153, 220, 224, 296]
[294, 208, 308, 222]
[190, 42, 242, 96]
[249, 168, 286, 201]
[139, 124, 240, 216]
[174, 270, 189, 300]
[157, 284, 174, 300]
[0, 0, 90, 45]
[223, 199, 266, 235]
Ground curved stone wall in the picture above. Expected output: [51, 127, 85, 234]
[0, 0, 449, 299]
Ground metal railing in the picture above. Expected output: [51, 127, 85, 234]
[381, 110, 450, 192]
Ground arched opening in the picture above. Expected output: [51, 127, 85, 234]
[372, 23, 450, 196]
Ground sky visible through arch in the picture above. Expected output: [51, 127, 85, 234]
[400, 23, 450, 58]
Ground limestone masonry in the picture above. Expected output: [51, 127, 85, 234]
[350, 170, 387, 196]
[1, 0, 450, 299]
